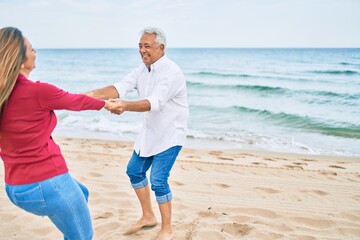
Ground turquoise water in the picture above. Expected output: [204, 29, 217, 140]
[30, 48, 360, 156]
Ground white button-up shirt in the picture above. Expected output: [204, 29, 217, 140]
[113, 55, 189, 157]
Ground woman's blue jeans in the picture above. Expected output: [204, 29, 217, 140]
[126, 145, 182, 204]
[5, 173, 93, 240]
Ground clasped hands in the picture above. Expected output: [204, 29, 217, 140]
[82, 91, 127, 115]
[104, 99, 127, 115]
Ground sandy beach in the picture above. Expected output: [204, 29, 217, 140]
[1, 137, 360, 239]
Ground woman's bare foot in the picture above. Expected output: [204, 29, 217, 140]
[156, 230, 175, 240]
[123, 216, 158, 235]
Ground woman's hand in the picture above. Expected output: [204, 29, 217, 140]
[104, 99, 128, 115]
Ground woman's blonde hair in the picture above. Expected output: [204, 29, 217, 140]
[0, 27, 26, 118]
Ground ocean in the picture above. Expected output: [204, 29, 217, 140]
[30, 48, 360, 157]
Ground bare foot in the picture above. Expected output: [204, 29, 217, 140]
[123, 216, 158, 235]
[156, 230, 175, 240]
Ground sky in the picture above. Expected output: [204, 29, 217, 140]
[0, 0, 359, 48]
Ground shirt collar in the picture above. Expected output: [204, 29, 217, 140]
[17, 73, 28, 81]
[148, 54, 167, 72]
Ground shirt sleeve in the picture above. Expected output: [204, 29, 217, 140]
[35, 81, 105, 111]
[147, 70, 185, 112]
[113, 67, 140, 99]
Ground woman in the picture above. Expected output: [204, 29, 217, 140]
[0, 27, 109, 239]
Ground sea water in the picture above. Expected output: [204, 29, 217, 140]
[30, 48, 360, 156]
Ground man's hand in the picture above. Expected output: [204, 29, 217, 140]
[104, 99, 128, 115]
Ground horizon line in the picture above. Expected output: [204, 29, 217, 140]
[35, 47, 360, 50]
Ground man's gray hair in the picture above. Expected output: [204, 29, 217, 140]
[140, 27, 167, 48]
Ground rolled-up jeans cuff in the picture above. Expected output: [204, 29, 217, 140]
[156, 192, 172, 204]
[131, 178, 148, 189]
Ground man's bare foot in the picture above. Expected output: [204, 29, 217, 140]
[123, 216, 158, 235]
[156, 230, 174, 240]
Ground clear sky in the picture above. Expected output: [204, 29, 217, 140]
[1, 0, 359, 48]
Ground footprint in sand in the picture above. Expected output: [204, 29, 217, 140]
[219, 223, 252, 236]
[301, 158, 316, 162]
[311, 190, 328, 196]
[196, 167, 206, 172]
[320, 171, 337, 176]
[293, 162, 308, 166]
[89, 172, 103, 177]
[94, 211, 113, 220]
[209, 151, 223, 156]
[301, 189, 328, 196]
[254, 187, 280, 194]
[215, 183, 231, 189]
[239, 153, 255, 157]
[198, 210, 220, 218]
[234, 154, 247, 159]
[180, 165, 188, 171]
[171, 180, 184, 186]
[229, 215, 253, 223]
[328, 165, 346, 169]
[218, 156, 234, 161]
[352, 195, 360, 201]
[283, 164, 304, 170]
[184, 218, 200, 239]
[252, 162, 268, 167]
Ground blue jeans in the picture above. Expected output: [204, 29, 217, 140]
[126, 146, 182, 204]
[5, 173, 93, 240]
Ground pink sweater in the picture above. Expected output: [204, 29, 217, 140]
[0, 74, 105, 185]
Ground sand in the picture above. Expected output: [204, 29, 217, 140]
[1, 137, 360, 240]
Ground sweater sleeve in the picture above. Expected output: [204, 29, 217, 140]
[35, 81, 105, 111]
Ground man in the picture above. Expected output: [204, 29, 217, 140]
[87, 27, 188, 240]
